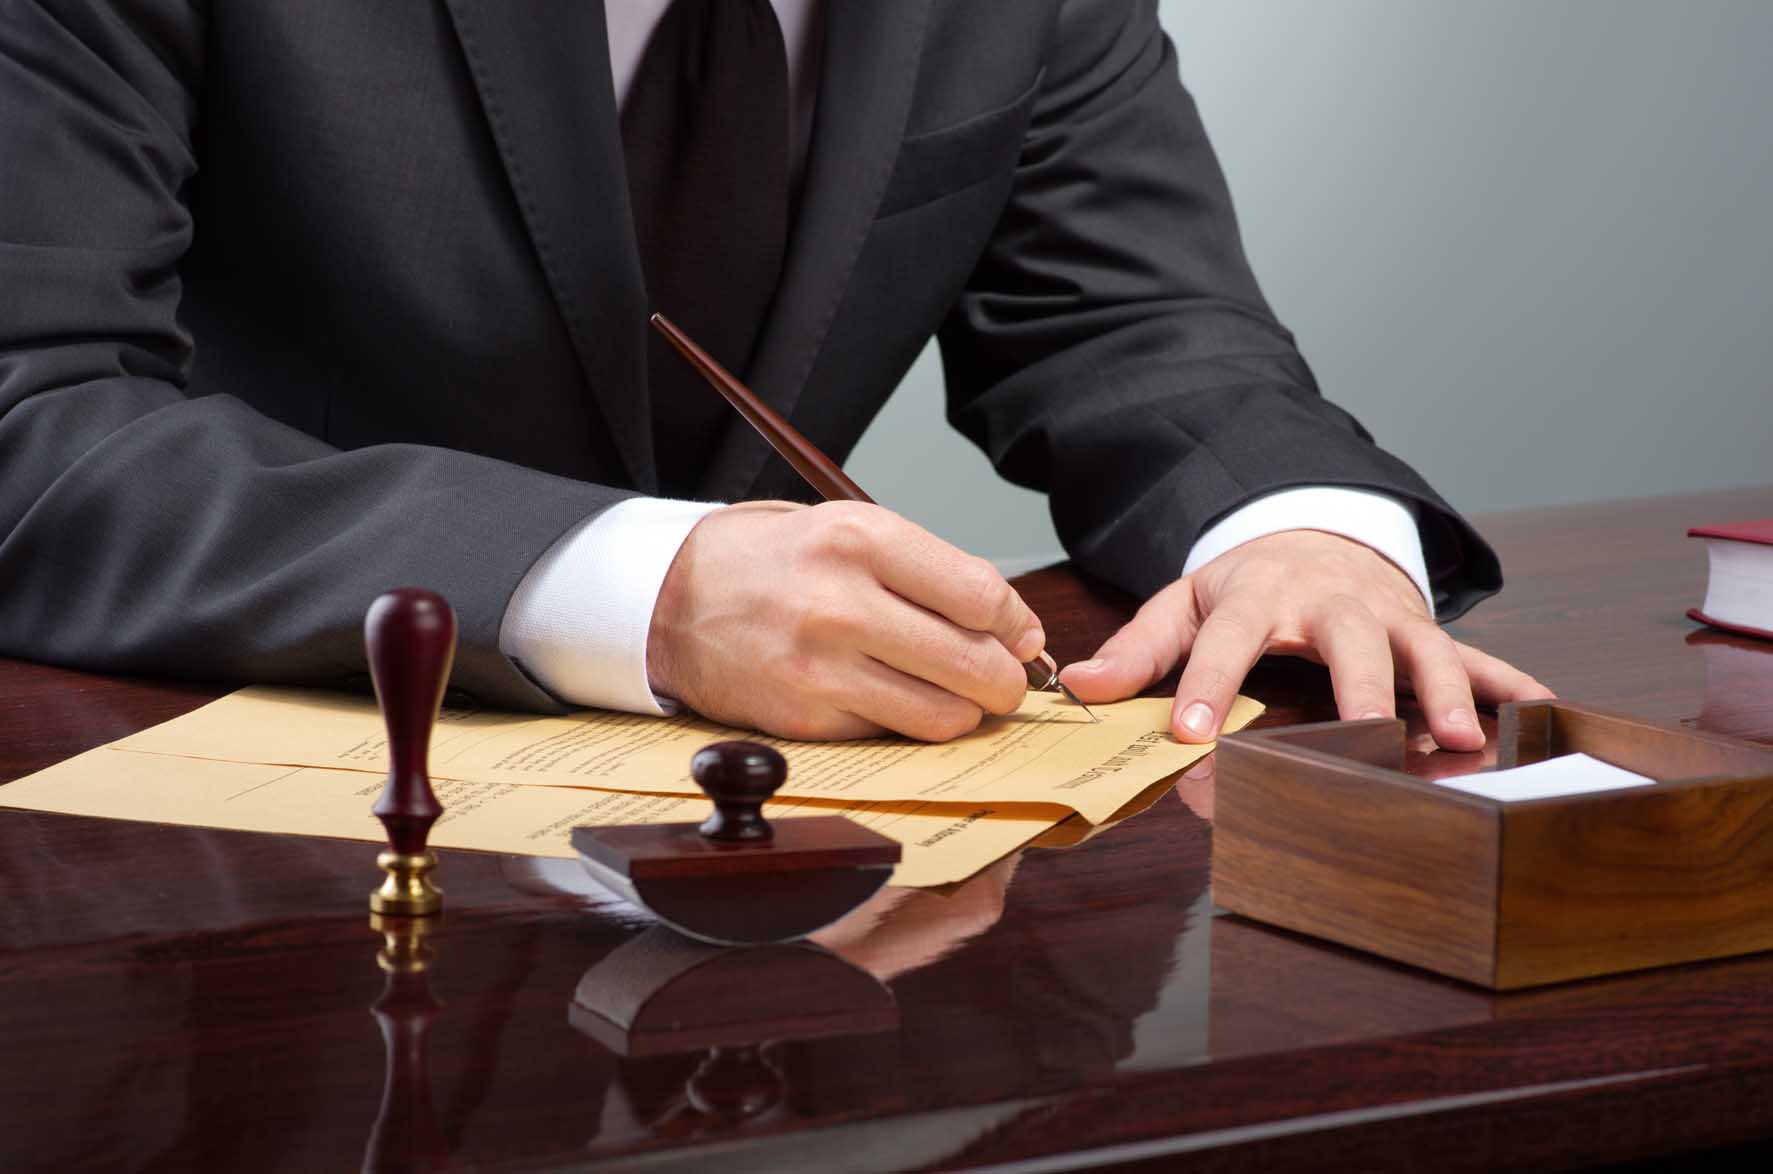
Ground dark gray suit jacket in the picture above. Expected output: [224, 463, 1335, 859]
[0, 0, 1500, 710]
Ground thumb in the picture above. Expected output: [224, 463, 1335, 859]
[1059, 578, 1201, 703]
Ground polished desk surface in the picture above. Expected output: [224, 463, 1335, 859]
[3, 486, 1773, 1172]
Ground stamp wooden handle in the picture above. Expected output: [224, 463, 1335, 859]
[365, 588, 456, 856]
[692, 741, 786, 843]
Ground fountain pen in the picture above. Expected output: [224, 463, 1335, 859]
[650, 312, 1098, 722]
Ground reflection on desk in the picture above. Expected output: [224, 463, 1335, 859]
[0, 797, 1210, 1170]
[5, 486, 1773, 1170]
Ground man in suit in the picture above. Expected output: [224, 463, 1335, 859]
[0, 0, 1547, 748]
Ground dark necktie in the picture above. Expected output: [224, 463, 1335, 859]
[621, 0, 790, 496]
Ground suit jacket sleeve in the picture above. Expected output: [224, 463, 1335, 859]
[0, 1, 634, 711]
[937, 0, 1500, 620]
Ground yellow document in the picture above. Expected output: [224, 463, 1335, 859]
[0, 746, 1070, 888]
[115, 688, 1263, 824]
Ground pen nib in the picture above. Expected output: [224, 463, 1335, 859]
[1055, 680, 1100, 723]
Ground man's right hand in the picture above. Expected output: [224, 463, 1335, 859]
[646, 500, 1045, 741]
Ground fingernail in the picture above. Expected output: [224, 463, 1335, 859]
[1445, 709, 1478, 729]
[1178, 701, 1216, 738]
[1074, 658, 1104, 673]
[1358, 710, 1389, 721]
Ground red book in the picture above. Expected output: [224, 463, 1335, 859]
[1688, 520, 1773, 642]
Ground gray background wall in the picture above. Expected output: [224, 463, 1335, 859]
[844, 0, 1773, 573]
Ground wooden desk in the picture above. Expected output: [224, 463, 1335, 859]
[3, 486, 1771, 1171]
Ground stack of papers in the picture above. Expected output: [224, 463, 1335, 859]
[0, 687, 1262, 887]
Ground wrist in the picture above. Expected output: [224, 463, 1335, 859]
[1183, 487, 1432, 615]
[644, 500, 804, 703]
[646, 532, 695, 702]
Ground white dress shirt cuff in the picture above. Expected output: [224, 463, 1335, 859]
[1181, 487, 1434, 613]
[499, 497, 724, 714]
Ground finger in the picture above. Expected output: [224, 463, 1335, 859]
[1312, 596, 1399, 726]
[1392, 620, 1483, 752]
[857, 595, 1028, 715]
[1060, 578, 1200, 703]
[1456, 642, 1557, 704]
[1172, 605, 1271, 742]
[840, 507, 1043, 660]
[836, 654, 988, 743]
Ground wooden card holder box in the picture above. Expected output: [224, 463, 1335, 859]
[1214, 701, 1773, 989]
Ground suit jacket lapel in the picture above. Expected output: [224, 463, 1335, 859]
[443, 0, 657, 492]
[701, 0, 932, 501]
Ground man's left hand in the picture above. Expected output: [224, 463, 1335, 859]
[1058, 530, 1553, 751]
